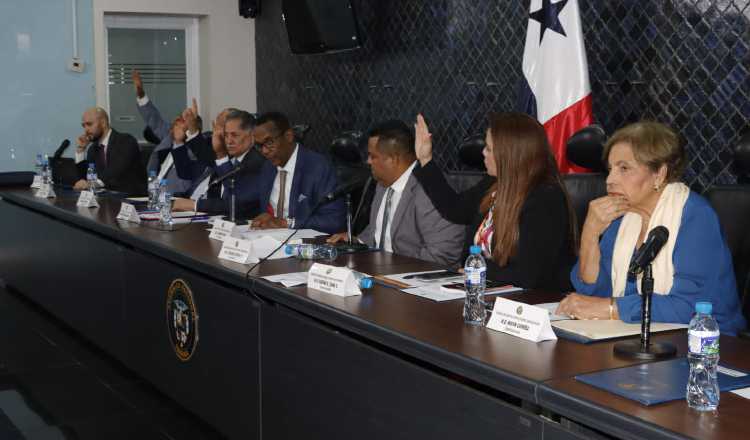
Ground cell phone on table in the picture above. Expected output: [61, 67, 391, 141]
[407, 270, 461, 280]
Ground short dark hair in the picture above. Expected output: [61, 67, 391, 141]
[368, 119, 415, 158]
[256, 112, 291, 134]
[224, 110, 256, 131]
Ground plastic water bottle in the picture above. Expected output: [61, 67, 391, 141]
[158, 179, 172, 226]
[686, 301, 720, 411]
[34, 153, 44, 176]
[352, 271, 373, 289]
[40, 156, 50, 184]
[86, 163, 97, 192]
[284, 243, 338, 260]
[463, 245, 487, 325]
[147, 170, 159, 210]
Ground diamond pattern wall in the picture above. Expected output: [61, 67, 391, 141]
[256, 0, 750, 191]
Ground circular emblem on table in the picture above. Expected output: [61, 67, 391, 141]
[516, 306, 523, 315]
[166, 279, 199, 362]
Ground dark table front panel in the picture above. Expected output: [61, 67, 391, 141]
[0, 199, 128, 356]
[261, 303, 543, 440]
[123, 249, 260, 440]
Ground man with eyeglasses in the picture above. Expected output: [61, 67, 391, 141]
[171, 109, 265, 217]
[249, 112, 345, 234]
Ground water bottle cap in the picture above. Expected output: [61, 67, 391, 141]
[284, 244, 295, 255]
[695, 301, 712, 315]
[360, 277, 373, 289]
[159, 178, 168, 185]
[469, 245, 481, 255]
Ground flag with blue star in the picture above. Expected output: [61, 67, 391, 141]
[519, 0, 593, 174]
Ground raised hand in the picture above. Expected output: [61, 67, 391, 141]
[132, 70, 144, 98]
[182, 98, 200, 133]
[211, 119, 228, 159]
[414, 114, 433, 166]
[171, 117, 187, 144]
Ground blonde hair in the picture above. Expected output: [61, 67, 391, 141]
[604, 121, 686, 182]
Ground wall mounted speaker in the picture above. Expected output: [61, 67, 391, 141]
[239, 0, 261, 18]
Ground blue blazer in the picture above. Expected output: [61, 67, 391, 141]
[254, 145, 345, 234]
[571, 192, 747, 334]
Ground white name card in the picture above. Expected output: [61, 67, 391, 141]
[218, 237, 258, 264]
[116, 202, 141, 224]
[486, 297, 557, 342]
[209, 219, 239, 242]
[34, 183, 55, 199]
[30, 175, 42, 189]
[308, 263, 362, 297]
[76, 190, 99, 208]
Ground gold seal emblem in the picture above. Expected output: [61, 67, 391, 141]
[166, 279, 199, 362]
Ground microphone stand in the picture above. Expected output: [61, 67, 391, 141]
[336, 193, 369, 254]
[614, 263, 677, 360]
[222, 175, 247, 225]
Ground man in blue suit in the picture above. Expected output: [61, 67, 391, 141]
[250, 112, 345, 234]
[172, 110, 265, 218]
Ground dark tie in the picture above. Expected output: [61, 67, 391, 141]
[378, 188, 395, 250]
[276, 170, 287, 219]
[98, 144, 107, 168]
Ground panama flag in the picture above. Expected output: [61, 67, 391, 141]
[520, 0, 593, 173]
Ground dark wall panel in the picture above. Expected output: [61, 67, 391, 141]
[256, 0, 750, 191]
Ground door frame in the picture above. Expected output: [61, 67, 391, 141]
[102, 14, 200, 116]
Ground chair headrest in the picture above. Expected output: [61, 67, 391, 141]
[458, 134, 486, 170]
[330, 131, 365, 164]
[292, 124, 311, 143]
[566, 125, 606, 172]
[735, 129, 750, 181]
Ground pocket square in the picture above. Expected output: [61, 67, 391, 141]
[298, 194, 308, 202]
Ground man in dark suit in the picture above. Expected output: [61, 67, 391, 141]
[250, 112, 345, 234]
[172, 110, 265, 218]
[73, 108, 146, 195]
[328, 120, 464, 265]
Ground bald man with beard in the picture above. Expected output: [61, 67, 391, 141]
[73, 107, 147, 195]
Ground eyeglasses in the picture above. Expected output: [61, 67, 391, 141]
[254, 134, 283, 151]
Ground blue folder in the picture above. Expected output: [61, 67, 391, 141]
[575, 357, 750, 406]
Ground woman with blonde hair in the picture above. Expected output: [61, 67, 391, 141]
[557, 121, 746, 334]
[414, 113, 577, 290]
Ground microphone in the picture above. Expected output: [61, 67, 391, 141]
[628, 226, 669, 275]
[52, 139, 71, 160]
[208, 151, 265, 188]
[322, 173, 370, 203]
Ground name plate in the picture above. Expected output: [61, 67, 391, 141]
[76, 190, 100, 208]
[34, 183, 56, 199]
[116, 202, 141, 224]
[218, 237, 258, 264]
[209, 219, 238, 242]
[30, 175, 42, 189]
[487, 297, 557, 342]
[308, 263, 362, 297]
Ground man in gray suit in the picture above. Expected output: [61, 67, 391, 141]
[133, 69, 197, 195]
[328, 120, 464, 266]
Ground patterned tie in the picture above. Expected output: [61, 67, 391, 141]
[276, 170, 287, 219]
[378, 187, 395, 250]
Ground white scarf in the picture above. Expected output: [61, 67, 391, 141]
[611, 182, 690, 297]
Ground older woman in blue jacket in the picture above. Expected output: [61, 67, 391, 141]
[557, 122, 746, 334]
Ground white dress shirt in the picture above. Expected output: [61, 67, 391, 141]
[268, 145, 299, 219]
[374, 161, 417, 252]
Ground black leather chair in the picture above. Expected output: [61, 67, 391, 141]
[561, 125, 608, 235]
[328, 130, 372, 235]
[0, 172, 34, 187]
[706, 136, 750, 335]
[293, 124, 311, 144]
[458, 134, 486, 171]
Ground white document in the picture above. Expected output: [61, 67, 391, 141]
[116, 202, 141, 224]
[486, 297, 558, 342]
[551, 320, 687, 340]
[30, 175, 42, 189]
[308, 263, 362, 297]
[125, 196, 149, 202]
[262, 272, 309, 287]
[535, 302, 572, 322]
[401, 285, 467, 302]
[385, 270, 463, 288]
[218, 237, 258, 264]
[731, 387, 750, 399]
[240, 228, 326, 242]
[76, 190, 99, 208]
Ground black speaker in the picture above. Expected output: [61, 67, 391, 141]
[239, 0, 260, 18]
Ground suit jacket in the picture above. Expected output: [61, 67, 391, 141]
[254, 145, 345, 234]
[138, 100, 193, 195]
[359, 173, 465, 266]
[194, 148, 266, 218]
[77, 129, 146, 196]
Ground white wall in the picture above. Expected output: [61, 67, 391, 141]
[92, 0, 256, 123]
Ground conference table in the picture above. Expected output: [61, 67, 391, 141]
[0, 187, 748, 440]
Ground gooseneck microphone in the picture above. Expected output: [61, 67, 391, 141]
[628, 226, 669, 275]
[322, 174, 370, 203]
[52, 139, 71, 160]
